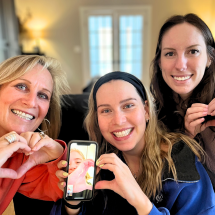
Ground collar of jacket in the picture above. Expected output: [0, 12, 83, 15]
[102, 141, 200, 183]
[162, 141, 200, 182]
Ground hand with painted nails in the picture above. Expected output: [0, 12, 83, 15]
[95, 153, 150, 208]
[67, 159, 94, 193]
[0, 131, 31, 179]
[56, 160, 68, 191]
[185, 102, 215, 137]
[15, 132, 64, 178]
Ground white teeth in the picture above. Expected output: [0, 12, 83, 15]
[113, 128, 132, 138]
[173, 76, 191, 81]
[12, 109, 33, 120]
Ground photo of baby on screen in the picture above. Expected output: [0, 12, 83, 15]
[66, 143, 95, 198]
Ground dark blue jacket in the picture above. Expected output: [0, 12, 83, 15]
[51, 141, 215, 215]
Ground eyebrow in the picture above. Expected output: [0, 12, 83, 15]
[162, 44, 201, 51]
[97, 98, 137, 109]
[17, 78, 52, 94]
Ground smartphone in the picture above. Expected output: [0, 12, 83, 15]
[204, 115, 215, 123]
[64, 140, 98, 201]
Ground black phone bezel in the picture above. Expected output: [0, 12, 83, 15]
[63, 140, 98, 201]
[204, 115, 215, 123]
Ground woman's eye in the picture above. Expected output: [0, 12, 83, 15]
[102, 109, 110, 113]
[38, 93, 49, 100]
[16, 84, 27, 91]
[165, 52, 174, 57]
[189, 49, 199, 54]
[124, 104, 134, 109]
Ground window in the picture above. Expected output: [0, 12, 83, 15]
[80, 6, 151, 87]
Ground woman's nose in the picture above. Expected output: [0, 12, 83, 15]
[175, 54, 187, 72]
[69, 162, 75, 169]
[112, 111, 126, 125]
[22, 93, 37, 108]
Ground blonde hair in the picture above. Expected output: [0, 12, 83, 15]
[0, 55, 70, 139]
[70, 148, 92, 181]
[84, 80, 204, 199]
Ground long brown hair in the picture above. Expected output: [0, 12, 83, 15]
[84, 79, 204, 199]
[150, 13, 215, 132]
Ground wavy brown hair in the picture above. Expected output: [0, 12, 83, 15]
[150, 13, 215, 132]
[0, 55, 70, 139]
[84, 80, 204, 199]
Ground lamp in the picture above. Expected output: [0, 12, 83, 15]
[30, 29, 43, 53]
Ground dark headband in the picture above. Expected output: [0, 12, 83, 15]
[93, 71, 147, 110]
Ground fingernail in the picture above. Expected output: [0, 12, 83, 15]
[63, 172, 68, 177]
[99, 164, 104, 168]
[61, 182, 65, 186]
[96, 159, 100, 166]
[62, 161, 67, 165]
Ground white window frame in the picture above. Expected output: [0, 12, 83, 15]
[80, 5, 151, 88]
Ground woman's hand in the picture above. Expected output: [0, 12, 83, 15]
[56, 160, 98, 192]
[67, 159, 94, 192]
[0, 131, 31, 179]
[56, 160, 81, 215]
[56, 160, 68, 191]
[95, 153, 152, 214]
[16, 132, 63, 178]
[68, 159, 94, 183]
[208, 98, 215, 117]
[56, 160, 94, 192]
[185, 101, 215, 137]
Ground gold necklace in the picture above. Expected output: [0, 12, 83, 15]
[123, 155, 140, 180]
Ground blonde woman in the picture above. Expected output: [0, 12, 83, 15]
[53, 72, 215, 215]
[0, 55, 69, 214]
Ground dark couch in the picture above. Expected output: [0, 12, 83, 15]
[13, 93, 90, 215]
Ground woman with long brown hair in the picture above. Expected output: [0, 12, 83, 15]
[150, 13, 215, 187]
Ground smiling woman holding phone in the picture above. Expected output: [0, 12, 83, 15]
[52, 72, 215, 215]
[150, 13, 215, 188]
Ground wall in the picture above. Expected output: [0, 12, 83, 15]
[15, 0, 215, 93]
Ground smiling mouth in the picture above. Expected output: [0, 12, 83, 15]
[11, 109, 35, 120]
[113, 128, 133, 138]
[172, 75, 192, 81]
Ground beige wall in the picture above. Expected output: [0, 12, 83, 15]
[15, 0, 215, 93]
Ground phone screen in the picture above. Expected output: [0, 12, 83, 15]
[64, 140, 98, 201]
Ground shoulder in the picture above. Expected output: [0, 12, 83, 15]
[155, 143, 215, 214]
[158, 160, 215, 214]
[163, 140, 200, 182]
